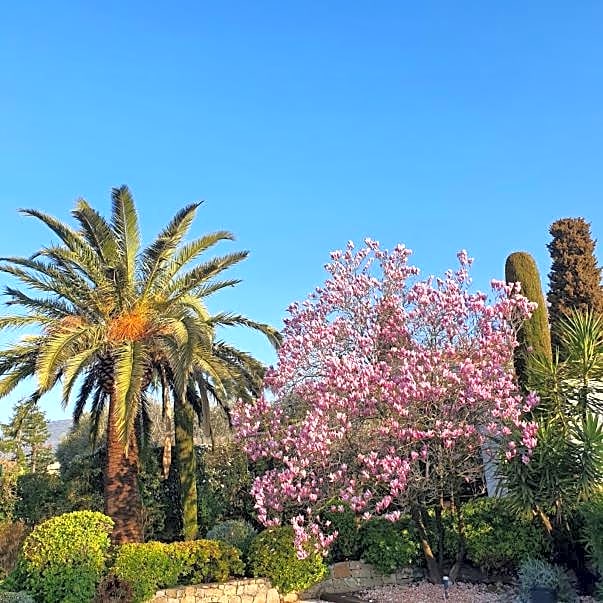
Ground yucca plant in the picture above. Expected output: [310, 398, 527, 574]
[0, 187, 279, 542]
[502, 309, 603, 535]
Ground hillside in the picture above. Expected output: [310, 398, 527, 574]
[47, 419, 72, 451]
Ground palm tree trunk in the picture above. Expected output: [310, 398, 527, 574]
[105, 391, 143, 544]
[175, 394, 198, 540]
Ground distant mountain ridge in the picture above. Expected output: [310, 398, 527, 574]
[47, 419, 72, 451]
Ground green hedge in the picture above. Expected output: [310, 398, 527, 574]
[247, 527, 327, 594]
[113, 539, 244, 603]
[8, 511, 113, 603]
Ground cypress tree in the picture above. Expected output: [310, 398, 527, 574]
[547, 217, 603, 350]
[505, 252, 552, 388]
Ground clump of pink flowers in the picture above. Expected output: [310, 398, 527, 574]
[234, 239, 538, 557]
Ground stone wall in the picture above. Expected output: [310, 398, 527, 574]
[300, 561, 423, 599]
[151, 578, 280, 603]
[151, 562, 423, 602]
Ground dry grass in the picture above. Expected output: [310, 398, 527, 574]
[0, 520, 29, 578]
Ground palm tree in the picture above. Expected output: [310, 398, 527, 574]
[155, 319, 275, 540]
[0, 187, 278, 543]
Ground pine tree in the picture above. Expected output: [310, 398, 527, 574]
[547, 217, 603, 350]
[0, 400, 53, 473]
[505, 252, 552, 388]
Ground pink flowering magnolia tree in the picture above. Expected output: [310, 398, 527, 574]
[234, 239, 538, 582]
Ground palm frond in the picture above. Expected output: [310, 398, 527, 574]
[162, 230, 236, 285]
[112, 341, 147, 447]
[72, 199, 120, 266]
[209, 313, 282, 348]
[111, 186, 140, 292]
[20, 208, 84, 252]
[35, 323, 98, 392]
[62, 347, 100, 406]
[72, 369, 98, 420]
[141, 203, 201, 296]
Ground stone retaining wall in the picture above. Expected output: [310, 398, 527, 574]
[151, 578, 280, 603]
[151, 562, 423, 602]
[300, 561, 423, 598]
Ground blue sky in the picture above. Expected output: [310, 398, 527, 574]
[1, 1, 602, 421]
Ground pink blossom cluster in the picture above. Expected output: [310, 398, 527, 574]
[233, 240, 538, 556]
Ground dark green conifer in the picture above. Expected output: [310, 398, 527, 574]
[547, 217, 603, 350]
[505, 252, 552, 388]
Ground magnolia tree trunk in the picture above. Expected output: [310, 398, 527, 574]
[175, 395, 198, 540]
[105, 393, 143, 544]
[412, 505, 443, 584]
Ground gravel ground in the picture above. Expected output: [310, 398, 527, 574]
[359, 581, 598, 602]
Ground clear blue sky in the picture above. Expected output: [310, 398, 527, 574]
[1, 1, 602, 421]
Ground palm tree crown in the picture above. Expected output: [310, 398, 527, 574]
[0, 186, 279, 541]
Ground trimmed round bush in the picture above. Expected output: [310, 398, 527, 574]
[113, 542, 181, 603]
[168, 540, 244, 584]
[206, 520, 257, 558]
[11, 511, 113, 603]
[247, 527, 327, 593]
[358, 517, 420, 575]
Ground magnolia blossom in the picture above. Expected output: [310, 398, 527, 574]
[234, 240, 538, 555]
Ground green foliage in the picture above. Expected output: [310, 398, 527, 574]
[0, 521, 29, 579]
[55, 417, 104, 514]
[197, 444, 256, 533]
[12, 511, 113, 603]
[13, 472, 67, 525]
[505, 252, 552, 387]
[175, 396, 198, 540]
[0, 400, 54, 474]
[247, 527, 327, 594]
[321, 504, 360, 562]
[113, 539, 244, 603]
[0, 592, 35, 603]
[137, 448, 171, 542]
[358, 517, 420, 575]
[169, 540, 244, 584]
[547, 217, 603, 350]
[113, 542, 182, 603]
[206, 520, 257, 559]
[0, 462, 19, 521]
[447, 498, 550, 573]
[579, 492, 603, 593]
[503, 311, 603, 547]
[518, 558, 577, 603]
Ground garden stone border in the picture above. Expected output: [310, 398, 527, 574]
[151, 578, 280, 603]
[150, 563, 422, 603]
[299, 561, 424, 599]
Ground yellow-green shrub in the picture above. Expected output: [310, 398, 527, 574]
[10, 511, 113, 603]
[113, 539, 244, 603]
[247, 527, 327, 594]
